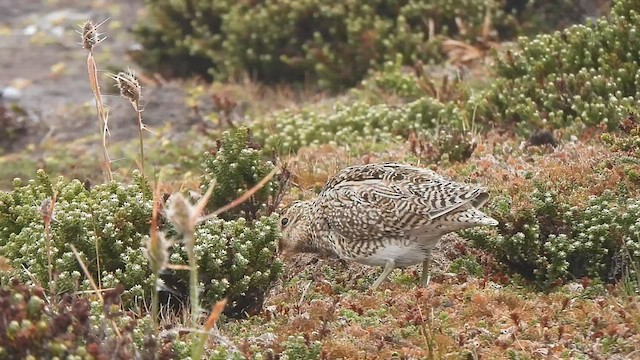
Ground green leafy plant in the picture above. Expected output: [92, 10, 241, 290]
[481, 0, 640, 133]
[0, 132, 284, 315]
[463, 143, 640, 287]
[280, 335, 322, 360]
[134, 0, 589, 89]
[201, 126, 282, 221]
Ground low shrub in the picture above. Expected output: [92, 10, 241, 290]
[253, 96, 467, 155]
[481, 0, 640, 133]
[0, 280, 187, 359]
[0, 170, 154, 300]
[201, 126, 282, 221]
[133, 0, 592, 89]
[462, 142, 640, 287]
[0, 129, 284, 315]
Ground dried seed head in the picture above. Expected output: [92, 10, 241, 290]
[79, 20, 106, 51]
[143, 231, 173, 273]
[165, 193, 198, 236]
[39, 198, 56, 223]
[112, 70, 141, 105]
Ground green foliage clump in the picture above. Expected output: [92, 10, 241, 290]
[1, 130, 284, 314]
[482, 0, 640, 133]
[0, 169, 153, 300]
[201, 126, 279, 221]
[254, 96, 466, 155]
[356, 54, 472, 103]
[472, 189, 640, 285]
[280, 335, 322, 360]
[358, 55, 426, 100]
[134, 0, 517, 89]
[196, 126, 284, 315]
[170, 214, 282, 317]
[464, 149, 640, 287]
[449, 255, 484, 277]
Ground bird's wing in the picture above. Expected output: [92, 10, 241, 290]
[316, 163, 488, 237]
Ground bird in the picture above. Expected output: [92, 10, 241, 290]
[277, 162, 498, 290]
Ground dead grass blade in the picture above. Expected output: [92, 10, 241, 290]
[192, 299, 228, 360]
[199, 168, 277, 222]
[70, 244, 121, 338]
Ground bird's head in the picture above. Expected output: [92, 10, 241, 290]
[277, 200, 313, 258]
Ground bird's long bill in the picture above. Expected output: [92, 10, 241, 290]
[276, 237, 290, 258]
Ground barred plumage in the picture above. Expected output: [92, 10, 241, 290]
[278, 163, 498, 289]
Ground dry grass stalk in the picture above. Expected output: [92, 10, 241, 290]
[143, 182, 173, 329]
[39, 192, 57, 297]
[192, 298, 228, 359]
[199, 167, 277, 222]
[165, 184, 215, 331]
[69, 244, 122, 338]
[79, 20, 113, 182]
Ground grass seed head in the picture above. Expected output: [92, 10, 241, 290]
[39, 197, 55, 223]
[165, 193, 197, 236]
[80, 20, 105, 51]
[143, 231, 173, 273]
[113, 70, 141, 105]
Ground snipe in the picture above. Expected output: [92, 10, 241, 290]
[278, 163, 498, 290]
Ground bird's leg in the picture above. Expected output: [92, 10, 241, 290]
[371, 259, 395, 290]
[420, 249, 432, 287]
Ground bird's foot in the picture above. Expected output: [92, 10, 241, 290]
[371, 260, 395, 290]
[420, 273, 431, 287]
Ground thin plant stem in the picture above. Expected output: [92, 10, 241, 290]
[92, 222, 102, 290]
[111, 70, 146, 174]
[42, 192, 57, 298]
[137, 108, 145, 174]
[70, 245, 121, 338]
[80, 20, 113, 182]
[132, 99, 145, 173]
[192, 299, 227, 360]
[87, 51, 113, 182]
[152, 270, 159, 329]
[185, 232, 199, 329]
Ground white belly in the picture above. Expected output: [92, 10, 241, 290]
[354, 244, 427, 267]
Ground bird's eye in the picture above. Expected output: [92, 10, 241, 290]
[281, 217, 289, 226]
